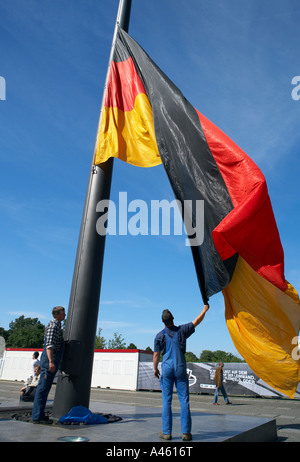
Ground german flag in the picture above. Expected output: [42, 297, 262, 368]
[95, 27, 300, 398]
[95, 38, 160, 168]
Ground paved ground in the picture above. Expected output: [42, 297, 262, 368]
[0, 380, 300, 443]
[90, 386, 300, 442]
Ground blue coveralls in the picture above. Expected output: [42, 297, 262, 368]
[160, 328, 191, 435]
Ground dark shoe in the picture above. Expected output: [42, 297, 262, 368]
[32, 418, 53, 425]
[159, 431, 172, 440]
[213, 402, 219, 405]
[226, 402, 232, 405]
[182, 433, 192, 441]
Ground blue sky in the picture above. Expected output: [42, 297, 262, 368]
[0, 0, 299, 358]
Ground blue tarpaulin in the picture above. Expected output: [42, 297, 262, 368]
[59, 405, 108, 425]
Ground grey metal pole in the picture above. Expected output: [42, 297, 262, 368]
[52, 0, 132, 419]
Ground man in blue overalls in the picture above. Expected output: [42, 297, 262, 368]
[153, 305, 209, 441]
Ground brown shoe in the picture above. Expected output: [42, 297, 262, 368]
[159, 431, 172, 440]
[182, 433, 192, 441]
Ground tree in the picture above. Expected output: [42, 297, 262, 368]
[94, 330, 128, 349]
[199, 350, 215, 362]
[107, 332, 126, 349]
[0, 327, 9, 342]
[127, 342, 137, 349]
[185, 351, 198, 362]
[199, 349, 244, 363]
[94, 328, 106, 349]
[212, 350, 229, 362]
[6, 316, 45, 348]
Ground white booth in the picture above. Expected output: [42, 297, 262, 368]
[0, 348, 153, 391]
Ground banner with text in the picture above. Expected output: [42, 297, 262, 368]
[137, 361, 300, 398]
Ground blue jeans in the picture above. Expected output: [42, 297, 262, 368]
[213, 384, 229, 403]
[32, 348, 63, 421]
[160, 373, 191, 435]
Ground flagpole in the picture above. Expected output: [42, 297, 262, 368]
[52, 0, 132, 419]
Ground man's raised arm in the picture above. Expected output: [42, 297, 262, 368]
[192, 304, 209, 327]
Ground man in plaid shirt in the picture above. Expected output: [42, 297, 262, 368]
[32, 306, 65, 424]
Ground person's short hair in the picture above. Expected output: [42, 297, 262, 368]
[52, 306, 65, 317]
[33, 351, 39, 359]
[162, 309, 174, 325]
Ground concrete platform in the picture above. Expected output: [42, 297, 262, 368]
[0, 399, 277, 443]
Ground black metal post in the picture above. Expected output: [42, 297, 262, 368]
[52, 0, 132, 419]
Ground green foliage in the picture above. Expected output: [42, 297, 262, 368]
[6, 316, 45, 348]
[199, 349, 244, 363]
[94, 328, 106, 349]
[95, 329, 127, 350]
[0, 327, 9, 342]
[107, 332, 126, 349]
[185, 351, 198, 362]
[1, 316, 244, 363]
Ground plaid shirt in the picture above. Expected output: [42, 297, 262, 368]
[44, 318, 64, 352]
